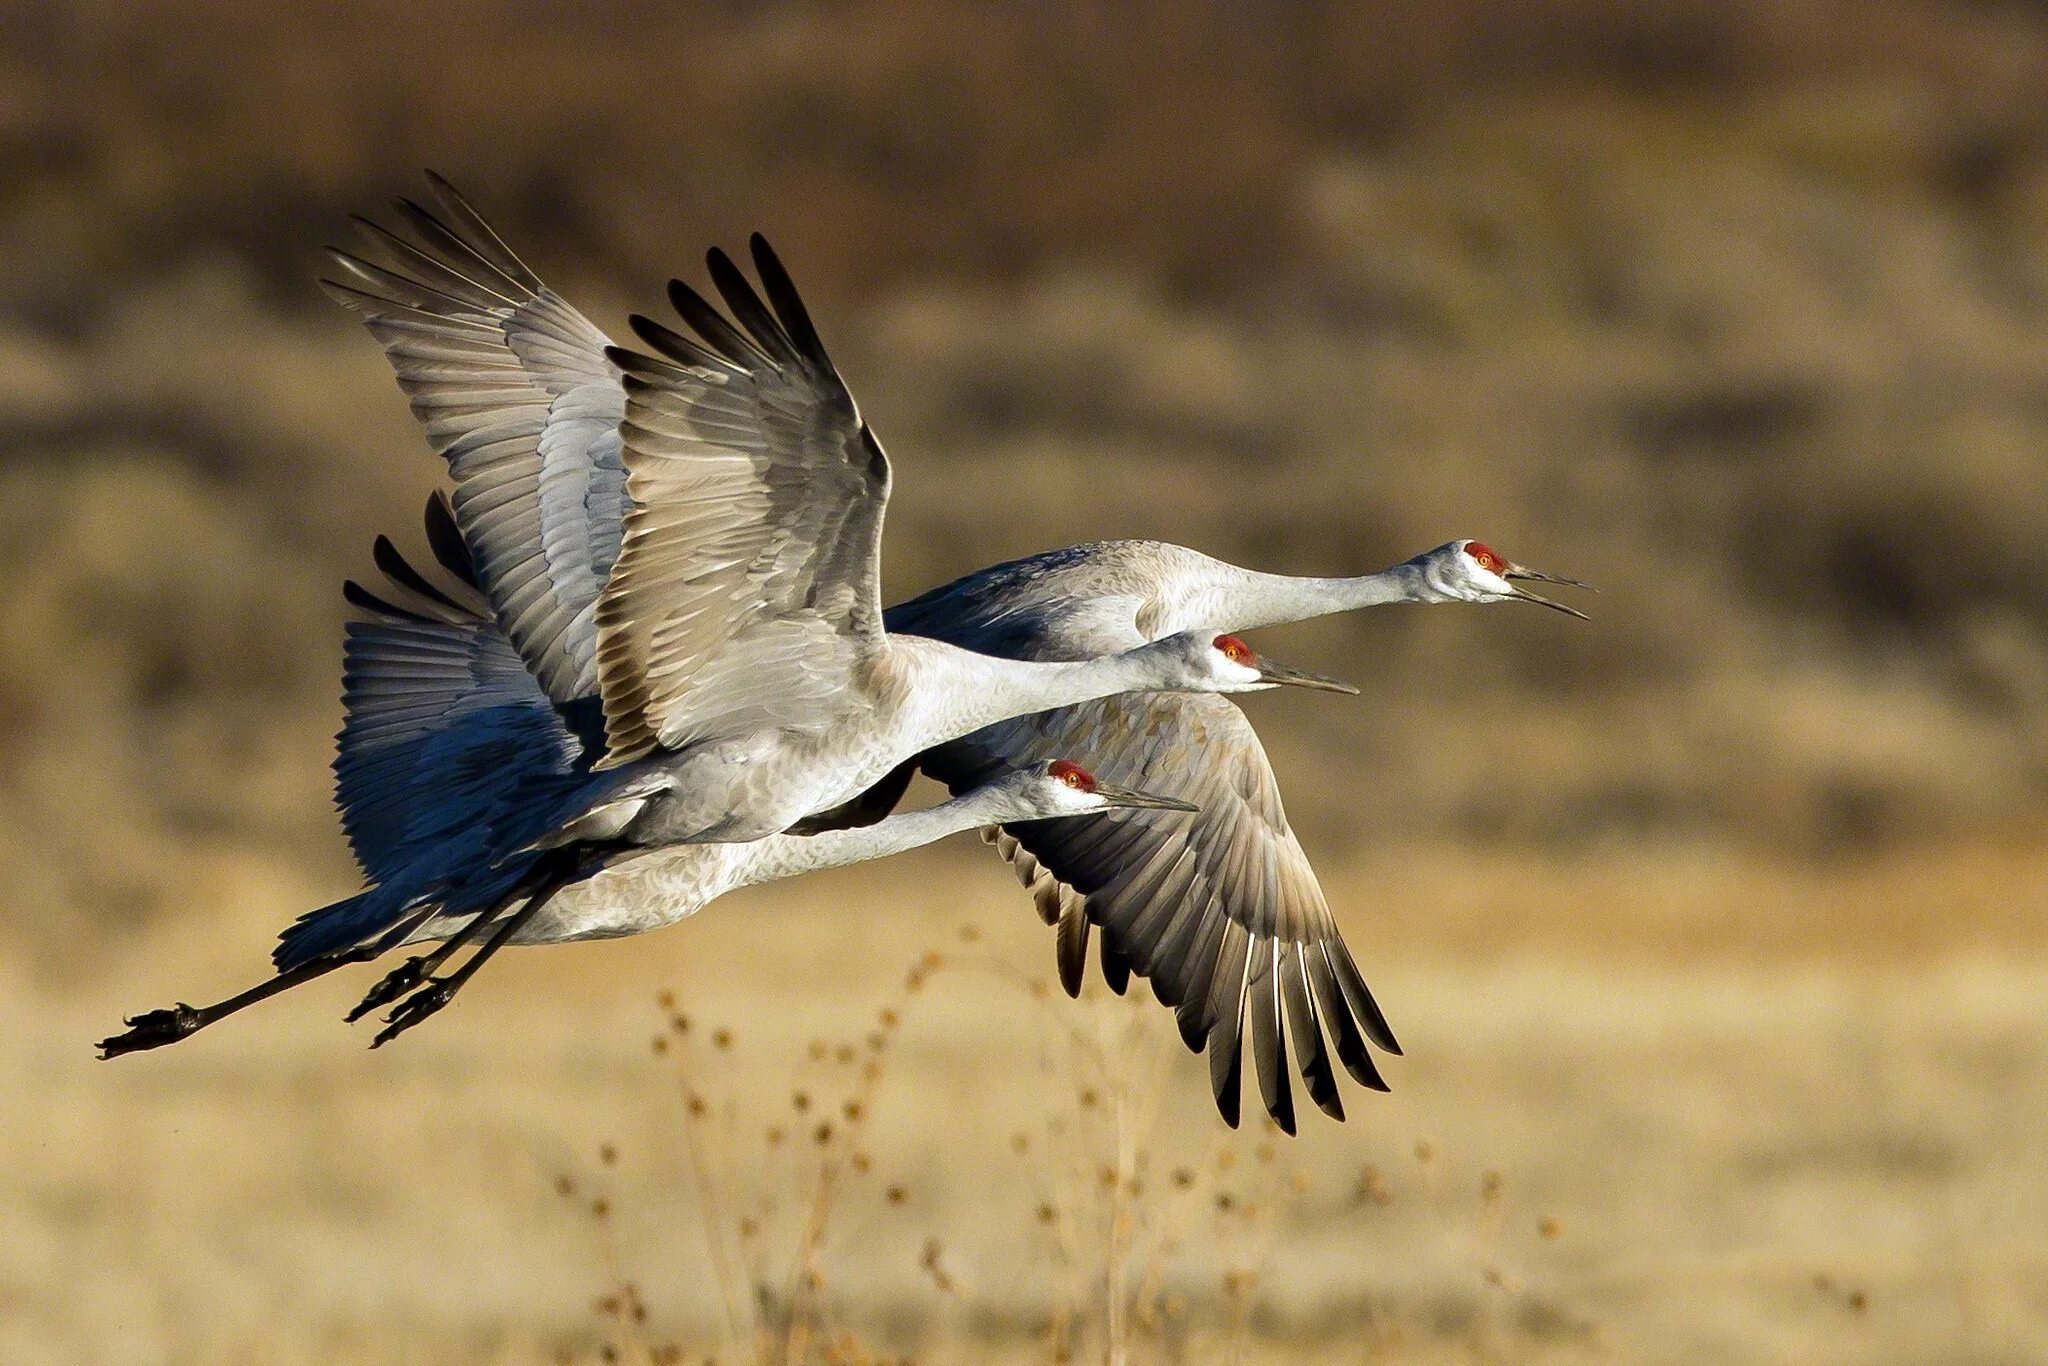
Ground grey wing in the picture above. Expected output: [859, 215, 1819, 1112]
[592, 236, 891, 765]
[884, 541, 1157, 659]
[919, 693, 1399, 1134]
[334, 494, 599, 890]
[885, 547, 1089, 655]
[323, 173, 626, 705]
[297, 492, 629, 971]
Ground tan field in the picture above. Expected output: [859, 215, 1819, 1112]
[6, 2, 2048, 1361]
[16, 848, 2048, 1363]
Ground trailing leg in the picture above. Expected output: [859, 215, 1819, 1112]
[345, 908, 498, 1023]
[100, 950, 368, 1059]
[369, 867, 573, 1048]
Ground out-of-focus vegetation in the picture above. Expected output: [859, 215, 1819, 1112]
[5, 2, 2047, 1361]
[13, 900, 2047, 1364]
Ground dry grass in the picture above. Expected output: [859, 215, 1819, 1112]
[16, 860, 2048, 1364]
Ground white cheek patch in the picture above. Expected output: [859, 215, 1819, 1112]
[1445, 550, 1512, 599]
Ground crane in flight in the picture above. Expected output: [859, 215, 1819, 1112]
[884, 534, 1586, 1131]
[99, 181, 1348, 1056]
[137, 178, 1586, 1127]
[99, 503, 1195, 1056]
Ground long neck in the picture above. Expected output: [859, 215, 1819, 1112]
[1203, 559, 1427, 633]
[934, 647, 1167, 739]
[737, 790, 1012, 888]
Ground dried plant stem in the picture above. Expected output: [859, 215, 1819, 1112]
[1106, 1072, 1133, 1366]
[779, 959, 921, 1364]
[665, 1029, 752, 1354]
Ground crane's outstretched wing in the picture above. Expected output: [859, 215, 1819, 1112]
[592, 238, 891, 765]
[294, 492, 613, 970]
[915, 694, 1399, 1134]
[322, 173, 626, 705]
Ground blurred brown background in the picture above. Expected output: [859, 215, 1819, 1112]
[4, 2, 2046, 1362]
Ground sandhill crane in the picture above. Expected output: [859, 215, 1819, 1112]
[98, 502, 1198, 1057]
[883, 535, 1587, 1131]
[263, 178, 1587, 1123]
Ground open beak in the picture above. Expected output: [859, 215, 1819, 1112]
[1255, 657, 1361, 694]
[1095, 782, 1200, 813]
[1504, 563, 1594, 620]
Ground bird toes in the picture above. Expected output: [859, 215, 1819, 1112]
[97, 1003, 203, 1058]
[368, 980, 456, 1049]
[346, 956, 428, 1023]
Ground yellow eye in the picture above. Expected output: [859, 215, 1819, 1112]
[1214, 634, 1251, 664]
[1049, 760, 1093, 790]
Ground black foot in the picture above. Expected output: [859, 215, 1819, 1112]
[347, 956, 429, 1023]
[369, 979, 457, 1048]
[98, 1004, 204, 1059]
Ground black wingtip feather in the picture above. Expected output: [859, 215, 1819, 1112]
[748, 234, 831, 373]
[372, 534, 464, 613]
[704, 247, 801, 368]
[347, 214, 516, 311]
[416, 173, 546, 295]
[1248, 954, 1296, 1135]
[1055, 906, 1089, 999]
[422, 491, 478, 589]
[1307, 944, 1384, 1092]
[325, 244, 478, 315]
[604, 344, 675, 387]
[665, 277, 768, 369]
[1282, 952, 1345, 1121]
[317, 274, 375, 312]
[1209, 1028, 1244, 1129]
[629, 312, 728, 372]
[1098, 934, 1132, 996]
[391, 196, 443, 231]
[1329, 942, 1401, 1055]
[390, 195, 507, 288]
[343, 578, 411, 620]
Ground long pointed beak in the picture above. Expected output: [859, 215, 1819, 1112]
[1504, 563, 1594, 620]
[1094, 782, 1200, 813]
[1255, 657, 1361, 694]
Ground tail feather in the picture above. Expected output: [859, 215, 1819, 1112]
[273, 884, 419, 973]
[277, 851, 551, 974]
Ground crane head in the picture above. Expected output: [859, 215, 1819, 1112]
[993, 759, 1201, 819]
[1146, 631, 1360, 695]
[1418, 540, 1593, 619]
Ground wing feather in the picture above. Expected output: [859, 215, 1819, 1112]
[592, 243, 890, 764]
[1315, 943, 1389, 1090]
[913, 690, 1397, 1129]
[334, 498, 594, 888]
[1055, 903, 1092, 998]
[323, 175, 625, 704]
[1284, 945, 1344, 1120]
[1205, 920, 1252, 1129]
